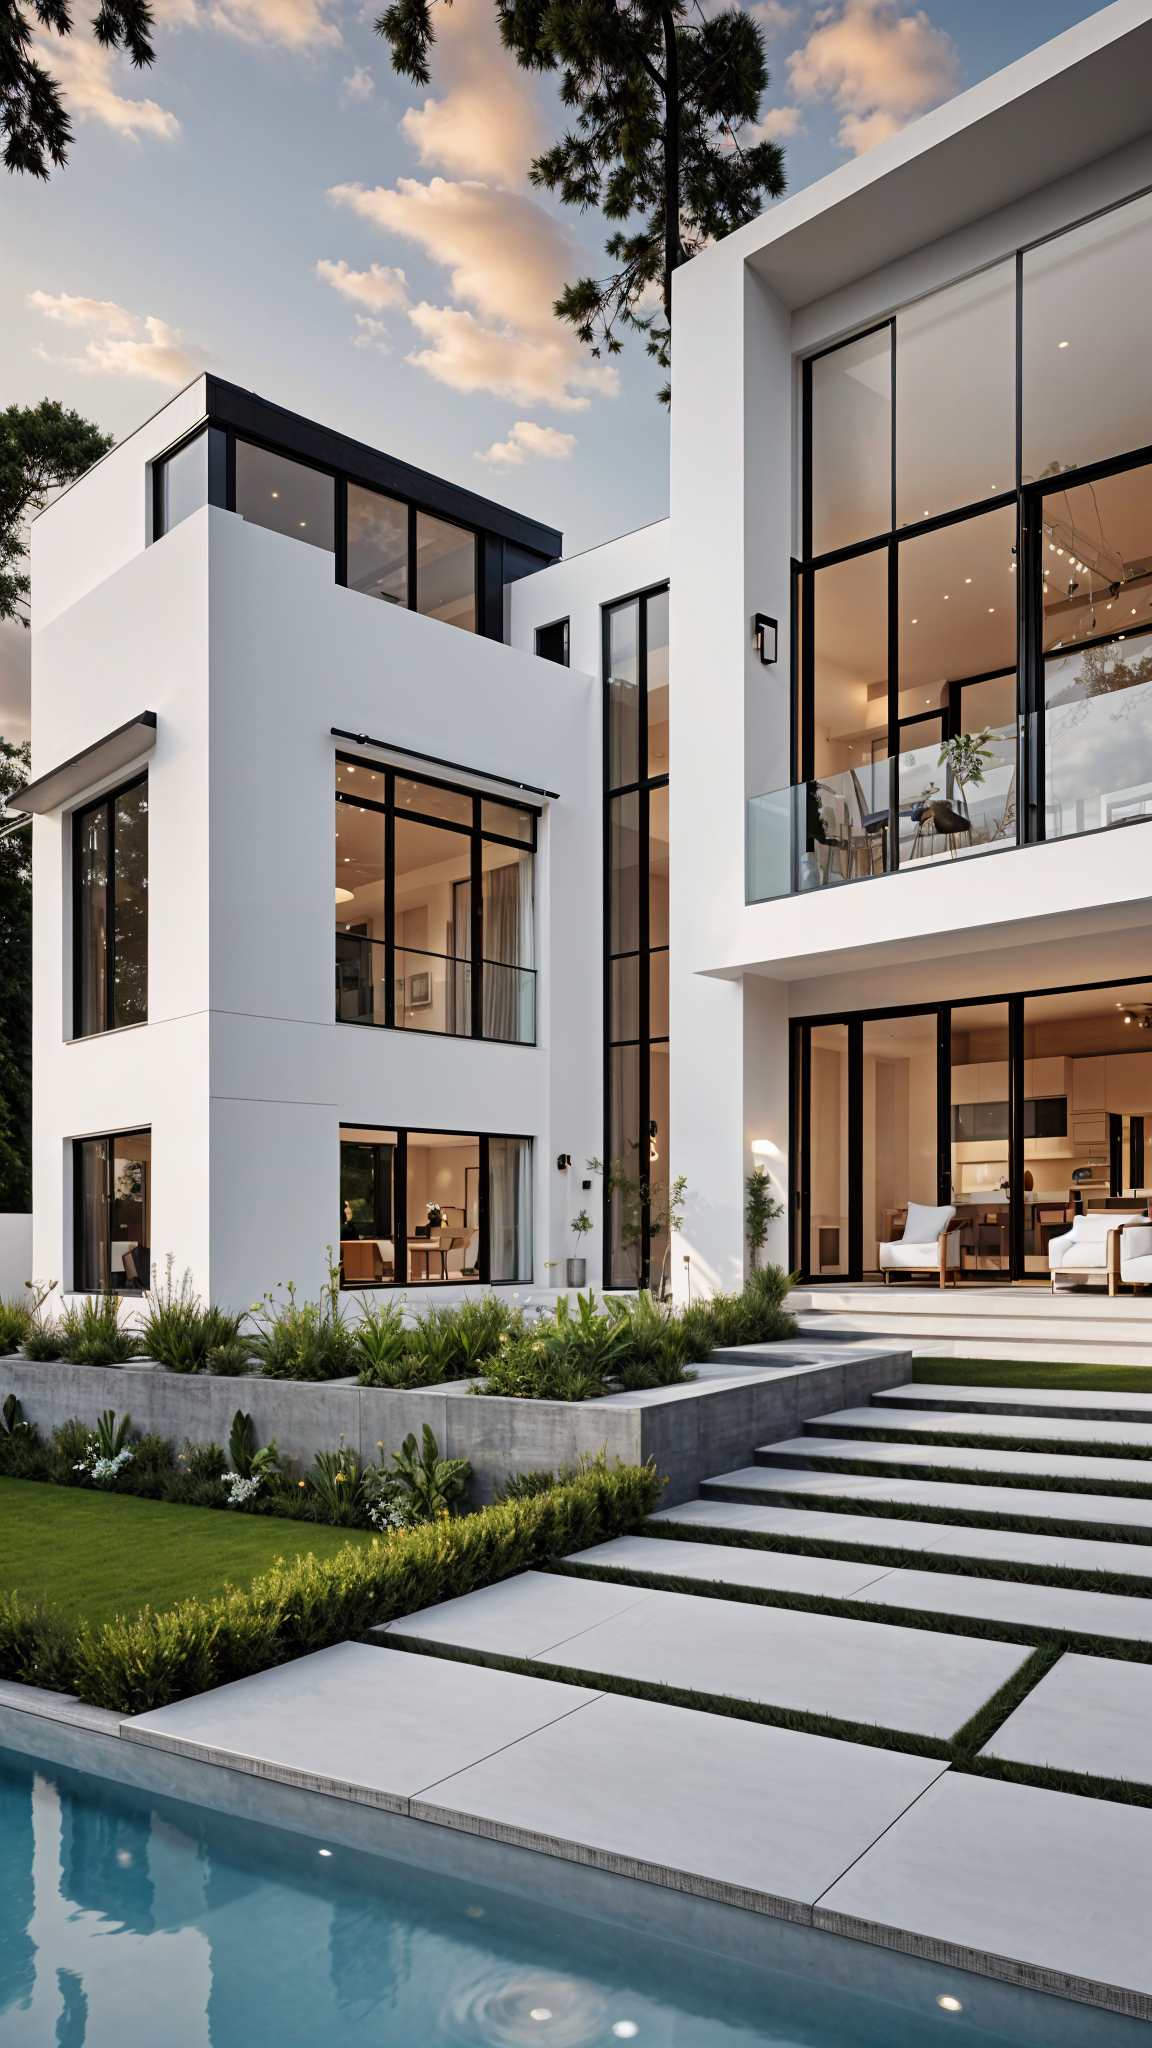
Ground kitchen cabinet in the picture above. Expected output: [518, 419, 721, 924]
[979, 1061, 1009, 1102]
[1072, 1057, 1107, 1112]
[1105, 1052, 1152, 1114]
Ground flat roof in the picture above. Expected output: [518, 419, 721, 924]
[684, 0, 1152, 311]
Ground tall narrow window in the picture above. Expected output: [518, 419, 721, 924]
[604, 585, 670, 1288]
[73, 776, 148, 1038]
[74, 1130, 151, 1291]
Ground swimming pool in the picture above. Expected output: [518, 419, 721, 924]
[0, 1743, 1105, 2047]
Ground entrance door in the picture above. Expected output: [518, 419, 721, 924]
[806, 1024, 849, 1276]
[862, 1014, 939, 1274]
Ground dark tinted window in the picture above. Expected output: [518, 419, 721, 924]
[536, 619, 569, 665]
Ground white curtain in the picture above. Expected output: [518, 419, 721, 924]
[518, 849, 535, 1043]
[482, 852, 535, 1043]
[489, 1138, 533, 1281]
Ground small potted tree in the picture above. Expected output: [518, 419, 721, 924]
[568, 1209, 593, 1289]
[746, 1168, 784, 1271]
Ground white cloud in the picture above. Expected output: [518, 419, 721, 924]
[341, 63, 375, 100]
[477, 420, 577, 469]
[28, 292, 211, 384]
[352, 316, 391, 352]
[157, 0, 341, 50]
[398, 0, 545, 188]
[750, 1, 798, 33]
[32, 32, 180, 140]
[786, 0, 958, 155]
[315, 258, 411, 312]
[326, 178, 617, 411]
[752, 104, 803, 141]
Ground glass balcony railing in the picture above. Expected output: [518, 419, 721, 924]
[335, 935, 536, 1044]
[1040, 638, 1152, 837]
[746, 723, 1019, 902]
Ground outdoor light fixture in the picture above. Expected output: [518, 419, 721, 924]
[557, 1153, 571, 1170]
[751, 1139, 781, 1158]
[753, 613, 778, 665]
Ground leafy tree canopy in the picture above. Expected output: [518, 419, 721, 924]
[377, 0, 785, 401]
[1, 399, 113, 626]
[2, 0, 155, 176]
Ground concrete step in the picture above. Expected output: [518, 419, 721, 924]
[697, 1465, 1152, 1538]
[807, 1406, 1152, 1453]
[649, 1497, 1152, 1582]
[754, 1435, 1152, 1493]
[566, 1535, 1152, 1644]
[378, 1571, 1026, 1743]
[787, 1287, 1152, 1369]
[872, 1383, 1152, 1424]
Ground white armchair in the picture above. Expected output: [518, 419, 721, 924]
[1119, 1223, 1152, 1292]
[879, 1202, 960, 1289]
[1048, 1212, 1147, 1295]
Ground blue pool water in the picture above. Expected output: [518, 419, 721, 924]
[0, 1744, 1055, 2047]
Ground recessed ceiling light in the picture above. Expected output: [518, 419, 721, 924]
[937, 1994, 963, 2011]
[1058, 340, 1068, 349]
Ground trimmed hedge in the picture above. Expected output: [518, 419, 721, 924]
[0, 1459, 663, 1715]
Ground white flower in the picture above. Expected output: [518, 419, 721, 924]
[225, 1473, 262, 1506]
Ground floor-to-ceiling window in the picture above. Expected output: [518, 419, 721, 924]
[603, 585, 670, 1288]
[751, 187, 1152, 901]
[794, 977, 1152, 1280]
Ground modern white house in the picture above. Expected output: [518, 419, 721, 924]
[20, 0, 1152, 1314]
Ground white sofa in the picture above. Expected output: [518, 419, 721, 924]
[1048, 1212, 1147, 1294]
[879, 1203, 960, 1289]
[1119, 1223, 1152, 1291]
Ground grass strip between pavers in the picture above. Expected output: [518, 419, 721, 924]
[381, 1618, 1152, 1810]
[698, 1486, 1152, 1545]
[760, 1450, 1152, 1500]
[914, 1358, 1152, 1395]
[549, 1558, 1152, 1663]
[644, 1517, 1152, 1595]
[813, 1423, 1152, 1461]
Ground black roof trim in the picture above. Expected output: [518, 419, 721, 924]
[205, 376, 562, 560]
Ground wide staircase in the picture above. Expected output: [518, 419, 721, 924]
[787, 1280, 1152, 1369]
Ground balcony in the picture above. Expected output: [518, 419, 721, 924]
[335, 934, 536, 1044]
[747, 723, 1021, 901]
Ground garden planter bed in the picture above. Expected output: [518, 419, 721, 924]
[0, 1342, 910, 1506]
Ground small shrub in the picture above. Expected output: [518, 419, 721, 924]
[478, 1290, 698, 1403]
[58, 1294, 142, 1367]
[205, 1339, 253, 1376]
[248, 1258, 355, 1381]
[0, 1592, 79, 1694]
[52, 1417, 94, 1466]
[683, 1264, 798, 1350]
[390, 1424, 471, 1517]
[23, 1327, 64, 1361]
[0, 1296, 32, 1354]
[131, 1431, 175, 1476]
[140, 1259, 243, 1373]
[176, 1439, 228, 1485]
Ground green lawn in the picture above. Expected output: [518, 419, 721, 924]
[0, 1478, 379, 1628]
[914, 1357, 1152, 1394]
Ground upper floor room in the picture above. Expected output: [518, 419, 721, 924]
[31, 375, 561, 643]
[667, 0, 1152, 972]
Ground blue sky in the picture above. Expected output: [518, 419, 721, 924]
[0, 0, 1108, 733]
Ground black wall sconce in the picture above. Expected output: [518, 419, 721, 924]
[753, 614, 778, 666]
[557, 1153, 571, 1171]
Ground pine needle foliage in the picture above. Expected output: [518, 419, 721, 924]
[376, 0, 786, 400]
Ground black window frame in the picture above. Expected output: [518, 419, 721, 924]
[148, 376, 563, 642]
[796, 196, 1152, 874]
[72, 1125, 151, 1295]
[338, 1123, 534, 1288]
[602, 581, 670, 1290]
[335, 751, 538, 1044]
[71, 771, 149, 1041]
[535, 618, 570, 666]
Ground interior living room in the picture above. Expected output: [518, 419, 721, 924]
[338, 1125, 532, 1289]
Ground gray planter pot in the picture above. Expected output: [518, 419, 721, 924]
[566, 1257, 587, 1288]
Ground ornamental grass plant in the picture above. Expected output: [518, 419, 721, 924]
[140, 1259, 243, 1373]
[57, 1292, 142, 1366]
[479, 1289, 703, 1403]
[247, 1259, 356, 1381]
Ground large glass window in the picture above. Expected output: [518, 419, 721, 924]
[604, 585, 671, 1289]
[235, 442, 335, 553]
[1022, 192, 1152, 486]
[1040, 459, 1152, 837]
[334, 757, 535, 1043]
[896, 263, 1016, 527]
[74, 1130, 151, 1292]
[810, 326, 892, 555]
[347, 484, 408, 604]
[415, 512, 476, 632]
[73, 776, 148, 1039]
[339, 1126, 531, 1286]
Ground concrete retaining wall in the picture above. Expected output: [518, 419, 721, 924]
[0, 1342, 910, 1506]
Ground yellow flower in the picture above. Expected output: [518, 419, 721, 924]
[298, 1480, 306, 1489]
